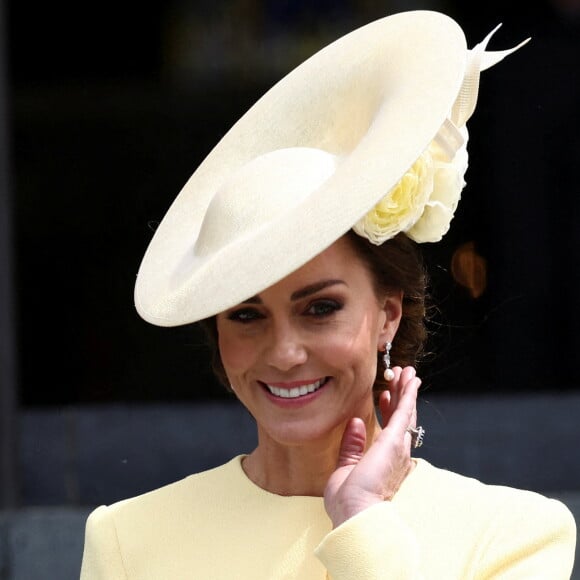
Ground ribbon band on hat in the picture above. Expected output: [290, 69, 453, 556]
[452, 24, 530, 127]
[433, 118, 465, 162]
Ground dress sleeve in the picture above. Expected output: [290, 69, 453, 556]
[475, 496, 576, 579]
[314, 494, 576, 579]
[314, 502, 424, 579]
[80, 505, 128, 580]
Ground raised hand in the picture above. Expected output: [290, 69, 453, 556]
[323, 366, 421, 528]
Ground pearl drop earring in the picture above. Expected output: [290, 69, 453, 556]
[383, 341, 394, 382]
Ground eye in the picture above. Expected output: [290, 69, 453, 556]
[227, 307, 264, 323]
[305, 299, 343, 317]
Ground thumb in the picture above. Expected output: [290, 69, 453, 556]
[336, 418, 367, 468]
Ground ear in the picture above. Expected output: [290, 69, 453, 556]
[377, 290, 403, 350]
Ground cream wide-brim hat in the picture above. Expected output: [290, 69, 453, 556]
[135, 11, 527, 327]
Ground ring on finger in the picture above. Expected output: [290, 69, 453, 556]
[406, 425, 425, 449]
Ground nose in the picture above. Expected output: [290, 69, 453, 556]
[265, 324, 307, 372]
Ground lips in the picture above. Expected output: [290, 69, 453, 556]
[263, 377, 328, 399]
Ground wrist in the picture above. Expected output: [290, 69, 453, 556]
[328, 492, 386, 528]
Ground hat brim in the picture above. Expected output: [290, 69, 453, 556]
[135, 10, 467, 326]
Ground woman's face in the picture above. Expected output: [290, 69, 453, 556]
[216, 236, 402, 446]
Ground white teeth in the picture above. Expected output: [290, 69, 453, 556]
[265, 379, 325, 399]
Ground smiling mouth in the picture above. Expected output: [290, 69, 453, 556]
[263, 378, 329, 399]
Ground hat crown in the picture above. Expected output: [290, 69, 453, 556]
[194, 147, 338, 256]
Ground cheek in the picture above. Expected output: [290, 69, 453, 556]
[329, 340, 377, 396]
[322, 321, 379, 377]
[217, 330, 257, 378]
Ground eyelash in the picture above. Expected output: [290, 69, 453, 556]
[227, 308, 264, 323]
[305, 299, 343, 317]
[227, 299, 343, 323]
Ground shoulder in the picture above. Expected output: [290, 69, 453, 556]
[406, 459, 575, 525]
[398, 460, 576, 576]
[85, 455, 245, 534]
[81, 457, 248, 579]
[415, 458, 574, 514]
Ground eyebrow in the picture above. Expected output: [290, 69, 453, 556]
[241, 279, 346, 304]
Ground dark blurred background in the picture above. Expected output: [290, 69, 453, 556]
[6, 0, 579, 406]
[2, 2, 580, 577]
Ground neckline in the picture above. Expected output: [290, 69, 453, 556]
[231, 454, 326, 502]
[228, 454, 428, 504]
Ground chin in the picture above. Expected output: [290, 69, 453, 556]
[258, 416, 349, 449]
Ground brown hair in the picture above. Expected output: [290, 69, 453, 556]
[199, 231, 429, 400]
[344, 231, 428, 400]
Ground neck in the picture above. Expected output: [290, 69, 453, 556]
[243, 411, 382, 497]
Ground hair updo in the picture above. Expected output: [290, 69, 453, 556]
[200, 231, 428, 401]
[345, 231, 428, 400]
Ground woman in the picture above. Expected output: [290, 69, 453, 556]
[80, 11, 576, 579]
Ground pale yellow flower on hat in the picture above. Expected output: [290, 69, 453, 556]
[134, 12, 528, 327]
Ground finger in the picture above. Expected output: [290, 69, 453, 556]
[389, 365, 403, 384]
[378, 389, 390, 427]
[336, 418, 367, 468]
[381, 366, 417, 429]
[386, 366, 405, 410]
[380, 367, 402, 428]
[378, 388, 398, 429]
[386, 376, 421, 438]
[399, 366, 417, 388]
[403, 401, 419, 449]
[388, 366, 414, 415]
